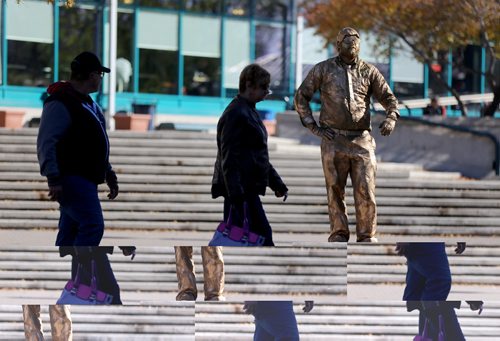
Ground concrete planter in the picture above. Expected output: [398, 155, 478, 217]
[0, 110, 25, 128]
[114, 114, 151, 131]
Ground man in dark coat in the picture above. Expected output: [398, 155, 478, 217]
[37, 51, 118, 246]
[211, 64, 288, 245]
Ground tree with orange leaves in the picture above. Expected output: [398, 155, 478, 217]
[302, 0, 499, 117]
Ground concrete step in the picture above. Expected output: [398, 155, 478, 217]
[0, 128, 498, 241]
[0, 220, 499, 237]
[2, 201, 500, 217]
[1, 210, 499, 226]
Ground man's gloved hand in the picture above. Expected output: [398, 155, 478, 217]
[303, 301, 314, 313]
[275, 190, 288, 202]
[467, 301, 484, 315]
[306, 123, 335, 140]
[243, 301, 257, 315]
[48, 184, 63, 201]
[379, 117, 396, 136]
[395, 242, 410, 256]
[106, 170, 119, 200]
[455, 242, 466, 254]
[119, 246, 136, 260]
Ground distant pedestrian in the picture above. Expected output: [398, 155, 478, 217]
[423, 97, 446, 116]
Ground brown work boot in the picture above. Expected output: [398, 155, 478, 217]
[358, 237, 378, 243]
[176, 291, 197, 301]
[328, 234, 348, 242]
[205, 295, 226, 301]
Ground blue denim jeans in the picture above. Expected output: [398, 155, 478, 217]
[403, 243, 452, 301]
[71, 249, 121, 304]
[224, 195, 274, 246]
[253, 301, 299, 341]
[56, 175, 104, 246]
[419, 303, 465, 341]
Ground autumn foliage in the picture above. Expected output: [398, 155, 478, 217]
[303, 0, 499, 116]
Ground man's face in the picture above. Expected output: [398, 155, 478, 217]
[249, 80, 271, 103]
[338, 34, 360, 61]
[89, 71, 104, 93]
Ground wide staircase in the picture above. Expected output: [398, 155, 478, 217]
[0, 245, 346, 304]
[195, 301, 500, 340]
[0, 128, 499, 244]
[0, 304, 195, 340]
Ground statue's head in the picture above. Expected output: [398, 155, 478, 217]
[336, 27, 360, 63]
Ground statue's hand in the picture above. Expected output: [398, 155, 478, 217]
[379, 117, 396, 136]
[306, 123, 335, 140]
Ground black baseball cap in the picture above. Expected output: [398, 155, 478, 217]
[71, 51, 110, 74]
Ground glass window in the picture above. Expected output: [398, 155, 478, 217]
[301, 26, 328, 80]
[59, 6, 103, 81]
[392, 42, 424, 99]
[138, 0, 179, 9]
[225, 0, 249, 16]
[139, 49, 178, 94]
[255, 0, 291, 21]
[7, 40, 53, 86]
[116, 11, 134, 92]
[5, 0, 53, 86]
[452, 45, 482, 95]
[182, 14, 221, 96]
[428, 51, 450, 97]
[138, 11, 178, 51]
[223, 19, 250, 90]
[137, 11, 179, 94]
[184, 0, 221, 14]
[183, 55, 220, 96]
[485, 59, 499, 93]
[182, 15, 220, 57]
[255, 23, 289, 96]
[6, 0, 53, 43]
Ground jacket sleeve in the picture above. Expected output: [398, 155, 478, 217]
[37, 101, 71, 186]
[220, 111, 246, 199]
[294, 63, 323, 126]
[268, 164, 287, 193]
[370, 66, 400, 119]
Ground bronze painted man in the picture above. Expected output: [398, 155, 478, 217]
[175, 246, 225, 301]
[294, 27, 399, 242]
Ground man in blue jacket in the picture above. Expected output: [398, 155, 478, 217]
[37, 51, 118, 246]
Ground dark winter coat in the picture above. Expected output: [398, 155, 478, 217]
[211, 95, 287, 200]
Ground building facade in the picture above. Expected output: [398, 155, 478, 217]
[0, 0, 494, 119]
